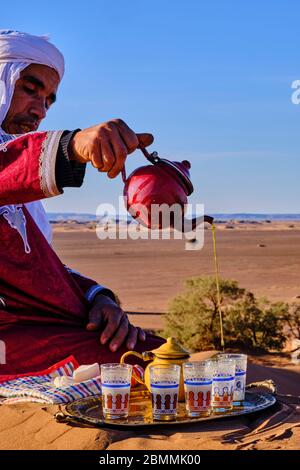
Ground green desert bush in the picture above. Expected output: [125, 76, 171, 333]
[282, 303, 300, 340]
[163, 276, 288, 352]
[225, 293, 287, 351]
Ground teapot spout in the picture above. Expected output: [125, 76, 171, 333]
[182, 214, 214, 232]
[204, 215, 214, 225]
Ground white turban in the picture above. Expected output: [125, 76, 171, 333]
[0, 29, 65, 127]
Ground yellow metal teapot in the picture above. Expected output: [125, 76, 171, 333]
[120, 337, 190, 401]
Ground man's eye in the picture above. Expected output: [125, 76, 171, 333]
[23, 86, 35, 94]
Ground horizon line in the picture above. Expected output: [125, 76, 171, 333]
[45, 211, 300, 215]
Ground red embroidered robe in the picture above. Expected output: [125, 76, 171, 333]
[0, 131, 163, 376]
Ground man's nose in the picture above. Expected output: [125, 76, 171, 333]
[28, 98, 47, 121]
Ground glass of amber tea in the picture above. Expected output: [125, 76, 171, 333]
[183, 361, 214, 417]
[100, 363, 132, 420]
[149, 364, 181, 421]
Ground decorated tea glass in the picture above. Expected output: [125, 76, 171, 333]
[211, 357, 236, 412]
[217, 353, 247, 402]
[183, 361, 214, 417]
[100, 363, 132, 420]
[149, 364, 181, 421]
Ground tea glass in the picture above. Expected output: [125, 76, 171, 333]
[211, 357, 236, 412]
[218, 353, 247, 402]
[100, 363, 132, 420]
[149, 364, 181, 421]
[183, 361, 213, 417]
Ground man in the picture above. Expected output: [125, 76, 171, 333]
[0, 30, 163, 376]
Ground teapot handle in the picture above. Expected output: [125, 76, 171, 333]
[139, 146, 160, 164]
[121, 147, 159, 183]
[121, 166, 127, 183]
[120, 351, 146, 386]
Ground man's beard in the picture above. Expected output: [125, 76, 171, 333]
[2, 116, 39, 134]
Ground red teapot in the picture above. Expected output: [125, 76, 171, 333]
[122, 147, 213, 231]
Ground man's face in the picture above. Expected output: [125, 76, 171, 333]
[2, 63, 60, 134]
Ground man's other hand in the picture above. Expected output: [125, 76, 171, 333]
[86, 293, 146, 352]
[69, 119, 154, 178]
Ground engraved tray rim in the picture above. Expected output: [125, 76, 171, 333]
[64, 390, 276, 429]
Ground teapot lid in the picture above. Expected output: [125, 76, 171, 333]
[160, 159, 194, 196]
[139, 147, 194, 196]
[151, 337, 190, 358]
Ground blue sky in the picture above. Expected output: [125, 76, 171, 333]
[2, 0, 300, 213]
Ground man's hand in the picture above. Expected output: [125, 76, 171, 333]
[86, 293, 146, 352]
[69, 119, 154, 178]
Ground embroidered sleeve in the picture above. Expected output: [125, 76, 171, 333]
[0, 131, 64, 205]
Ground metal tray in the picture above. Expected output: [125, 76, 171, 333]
[60, 389, 276, 429]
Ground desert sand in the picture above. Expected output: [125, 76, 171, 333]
[52, 221, 300, 329]
[0, 222, 299, 450]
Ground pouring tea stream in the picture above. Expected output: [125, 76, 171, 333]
[121, 147, 223, 349]
[120, 147, 225, 397]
